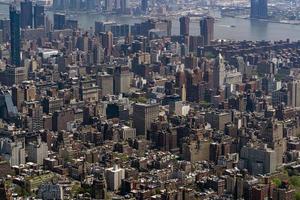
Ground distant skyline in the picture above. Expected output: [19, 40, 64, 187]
[0, 1, 299, 41]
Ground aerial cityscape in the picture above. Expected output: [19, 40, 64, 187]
[0, 0, 300, 199]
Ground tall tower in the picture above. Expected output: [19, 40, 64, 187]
[133, 103, 159, 137]
[141, 0, 148, 12]
[105, 0, 113, 11]
[20, 0, 33, 29]
[179, 16, 190, 36]
[101, 31, 113, 56]
[10, 5, 21, 67]
[53, 13, 66, 30]
[200, 16, 215, 46]
[250, 0, 268, 19]
[34, 4, 45, 28]
[287, 80, 300, 108]
[120, 0, 128, 13]
[213, 53, 226, 89]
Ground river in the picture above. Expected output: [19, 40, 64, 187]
[0, 4, 300, 41]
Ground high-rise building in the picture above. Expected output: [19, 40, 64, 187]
[263, 121, 284, 168]
[213, 53, 226, 89]
[10, 5, 21, 67]
[77, 33, 89, 52]
[12, 85, 25, 111]
[114, 66, 131, 94]
[34, 4, 45, 28]
[5, 66, 26, 85]
[53, 13, 65, 30]
[179, 16, 190, 36]
[105, 165, 125, 191]
[105, 0, 113, 11]
[93, 44, 104, 64]
[287, 80, 300, 108]
[20, 0, 33, 29]
[45, 15, 52, 33]
[272, 87, 288, 106]
[101, 31, 113, 56]
[27, 136, 48, 165]
[133, 103, 159, 136]
[200, 16, 214, 46]
[97, 72, 114, 96]
[250, 0, 268, 19]
[239, 143, 276, 175]
[28, 103, 43, 132]
[0, 90, 18, 121]
[120, 0, 128, 13]
[52, 108, 74, 131]
[205, 111, 231, 131]
[0, 19, 10, 43]
[0, 136, 26, 166]
[141, 0, 148, 12]
[92, 174, 107, 199]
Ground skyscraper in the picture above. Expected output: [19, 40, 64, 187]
[20, 0, 33, 29]
[287, 80, 300, 108]
[10, 5, 21, 67]
[34, 4, 45, 28]
[0, 19, 10, 43]
[141, 0, 148, 12]
[200, 16, 215, 46]
[133, 103, 159, 136]
[101, 31, 113, 56]
[53, 13, 66, 30]
[250, 0, 268, 19]
[213, 53, 226, 89]
[120, 0, 128, 13]
[179, 16, 190, 36]
[104, 0, 113, 11]
[114, 66, 131, 94]
[105, 165, 125, 191]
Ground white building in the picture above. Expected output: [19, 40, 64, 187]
[105, 165, 125, 191]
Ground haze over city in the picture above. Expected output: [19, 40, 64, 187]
[0, 0, 299, 200]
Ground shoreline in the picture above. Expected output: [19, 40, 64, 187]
[222, 15, 300, 26]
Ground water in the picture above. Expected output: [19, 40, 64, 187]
[1, 4, 300, 41]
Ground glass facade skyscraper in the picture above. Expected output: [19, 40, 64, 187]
[200, 16, 215, 46]
[9, 5, 21, 67]
[250, 0, 268, 19]
[20, 0, 33, 29]
[34, 4, 45, 28]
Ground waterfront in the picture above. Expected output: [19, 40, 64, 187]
[1, 4, 300, 41]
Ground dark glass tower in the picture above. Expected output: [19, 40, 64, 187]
[200, 16, 215, 46]
[20, 0, 33, 29]
[250, 0, 268, 19]
[54, 13, 66, 30]
[141, 0, 148, 12]
[9, 5, 21, 67]
[179, 16, 190, 36]
[34, 4, 45, 28]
